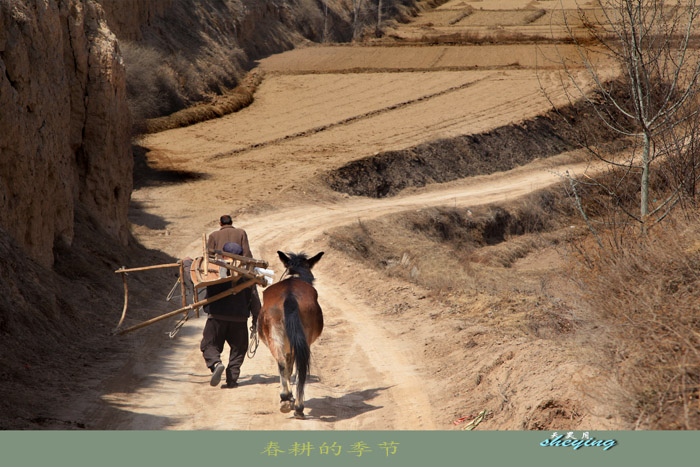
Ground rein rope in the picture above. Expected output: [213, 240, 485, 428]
[247, 328, 259, 358]
[279, 268, 290, 281]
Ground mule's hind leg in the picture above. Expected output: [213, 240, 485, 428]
[293, 401, 305, 419]
[278, 361, 294, 413]
[293, 357, 305, 419]
[278, 354, 295, 413]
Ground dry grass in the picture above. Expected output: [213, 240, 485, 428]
[120, 39, 249, 135]
[121, 42, 212, 132]
[140, 71, 264, 134]
[569, 212, 700, 429]
[390, 30, 569, 45]
[564, 160, 700, 429]
[545, 153, 700, 429]
[328, 165, 700, 428]
[327, 185, 581, 337]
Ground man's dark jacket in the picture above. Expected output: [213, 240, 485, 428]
[204, 278, 261, 322]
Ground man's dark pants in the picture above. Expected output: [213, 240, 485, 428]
[200, 318, 249, 385]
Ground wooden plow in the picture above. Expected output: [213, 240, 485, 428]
[112, 234, 274, 337]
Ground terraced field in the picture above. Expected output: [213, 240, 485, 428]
[80, 0, 623, 430]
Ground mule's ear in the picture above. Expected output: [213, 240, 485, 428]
[277, 251, 290, 267]
[307, 251, 324, 269]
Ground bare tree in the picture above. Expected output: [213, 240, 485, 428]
[352, 0, 366, 40]
[552, 0, 700, 233]
[322, 0, 330, 43]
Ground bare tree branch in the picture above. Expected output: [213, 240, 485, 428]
[548, 0, 700, 234]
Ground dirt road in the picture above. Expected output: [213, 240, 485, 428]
[84, 1, 618, 430]
[91, 158, 587, 430]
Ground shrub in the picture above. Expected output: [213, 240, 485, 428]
[121, 42, 187, 133]
[570, 212, 700, 429]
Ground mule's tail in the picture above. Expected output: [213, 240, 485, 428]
[284, 295, 310, 401]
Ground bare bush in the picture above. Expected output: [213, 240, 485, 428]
[120, 42, 187, 133]
[560, 161, 700, 428]
[570, 211, 700, 429]
[121, 41, 249, 134]
[141, 71, 264, 134]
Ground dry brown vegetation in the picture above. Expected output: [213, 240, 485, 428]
[139, 71, 264, 135]
[566, 165, 700, 430]
[326, 183, 583, 339]
[327, 165, 700, 429]
[570, 213, 700, 429]
[391, 30, 561, 45]
[121, 40, 259, 135]
[121, 41, 231, 134]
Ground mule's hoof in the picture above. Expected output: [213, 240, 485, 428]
[280, 400, 294, 413]
[294, 411, 305, 420]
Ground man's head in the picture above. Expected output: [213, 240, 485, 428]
[219, 215, 233, 226]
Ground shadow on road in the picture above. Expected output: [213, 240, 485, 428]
[305, 386, 391, 422]
[133, 145, 205, 189]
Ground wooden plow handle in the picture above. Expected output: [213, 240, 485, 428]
[209, 259, 268, 281]
[112, 250, 271, 335]
[113, 262, 182, 332]
[209, 249, 269, 269]
[113, 278, 259, 336]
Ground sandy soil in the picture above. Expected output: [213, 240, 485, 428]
[68, 0, 624, 430]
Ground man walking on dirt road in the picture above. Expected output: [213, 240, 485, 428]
[200, 241, 261, 389]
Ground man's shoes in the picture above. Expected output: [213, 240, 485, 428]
[210, 363, 225, 387]
[221, 381, 238, 389]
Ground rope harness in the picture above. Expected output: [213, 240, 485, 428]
[279, 268, 290, 281]
[168, 311, 189, 339]
[166, 277, 181, 302]
[247, 326, 259, 358]
[165, 277, 190, 339]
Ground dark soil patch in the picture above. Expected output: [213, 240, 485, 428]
[323, 100, 620, 198]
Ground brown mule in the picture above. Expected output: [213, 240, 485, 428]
[257, 251, 324, 419]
